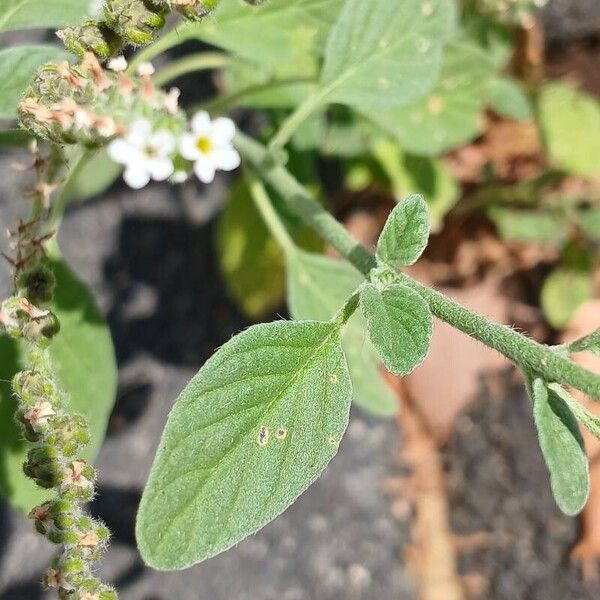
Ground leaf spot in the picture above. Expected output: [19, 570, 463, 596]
[427, 96, 443, 115]
[377, 77, 391, 90]
[257, 425, 269, 447]
[275, 427, 288, 440]
[329, 374, 338, 384]
[422, 2, 433, 16]
[328, 436, 338, 446]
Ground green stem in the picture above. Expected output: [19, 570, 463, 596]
[268, 91, 324, 150]
[245, 170, 295, 252]
[236, 131, 600, 401]
[153, 52, 231, 87]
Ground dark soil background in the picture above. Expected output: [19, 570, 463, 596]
[1, 1, 599, 598]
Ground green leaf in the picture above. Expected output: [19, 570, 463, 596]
[216, 180, 287, 319]
[541, 268, 594, 330]
[372, 139, 459, 231]
[377, 194, 430, 268]
[319, 0, 456, 110]
[489, 207, 567, 245]
[538, 83, 600, 177]
[363, 40, 493, 155]
[360, 283, 432, 376]
[0, 259, 117, 512]
[530, 377, 589, 516]
[186, 0, 345, 68]
[569, 328, 600, 358]
[67, 149, 122, 202]
[548, 383, 600, 441]
[0, 0, 91, 32]
[0, 45, 68, 119]
[486, 76, 533, 120]
[575, 208, 600, 243]
[0, 128, 32, 147]
[136, 319, 352, 569]
[287, 249, 396, 417]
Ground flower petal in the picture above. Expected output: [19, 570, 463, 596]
[211, 117, 236, 144]
[179, 133, 200, 160]
[148, 157, 174, 181]
[212, 147, 240, 171]
[190, 111, 211, 136]
[151, 130, 175, 155]
[127, 118, 152, 147]
[193, 158, 216, 184]
[107, 139, 133, 165]
[123, 166, 151, 189]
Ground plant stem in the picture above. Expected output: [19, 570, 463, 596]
[235, 131, 600, 401]
[245, 170, 295, 252]
[154, 52, 231, 87]
[268, 91, 324, 150]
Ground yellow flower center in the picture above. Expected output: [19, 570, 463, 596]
[196, 136, 213, 154]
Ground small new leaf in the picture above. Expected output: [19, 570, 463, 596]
[136, 320, 352, 569]
[530, 377, 589, 516]
[377, 194, 430, 268]
[360, 283, 432, 376]
[569, 327, 600, 358]
[548, 383, 600, 441]
[287, 249, 396, 417]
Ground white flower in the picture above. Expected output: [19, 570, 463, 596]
[179, 111, 240, 183]
[88, 0, 104, 17]
[108, 118, 175, 189]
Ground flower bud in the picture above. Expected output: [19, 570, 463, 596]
[174, 0, 217, 21]
[57, 21, 121, 59]
[22, 311, 61, 344]
[17, 264, 56, 304]
[104, 0, 167, 46]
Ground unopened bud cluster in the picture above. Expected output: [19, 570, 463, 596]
[1, 272, 116, 599]
[471, 0, 548, 25]
[19, 53, 186, 148]
[58, 0, 219, 59]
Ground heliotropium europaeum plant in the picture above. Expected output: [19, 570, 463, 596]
[0, 0, 599, 595]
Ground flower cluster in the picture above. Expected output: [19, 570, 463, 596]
[58, 0, 219, 59]
[107, 109, 240, 188]
[19, 54, 186, 149]
[4, 308, 116, 599]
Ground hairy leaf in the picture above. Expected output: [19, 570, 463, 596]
[187, 0, 344, 68]
[0, 45, 68, 119]
[287, 249, 396, 416]
[487, 76, 532, 121]
[541, 269, 594, 330]
[372, 140, 459, 232]
[0, 259, 117, 512]
[320, 0, 455, 110]
[137, 320, 352, 569]
[377, 194, 430, 268]
[0, 0, 91, 32]
[217, 180, 287, 319]
[67, 149, 122, 202]
[360, 283, 432, 376]
[538, 83, 600, 177]
[0, 128, 32, 146]
[569, 328, 600, 358]
[530, 377, 589, 516]
[489, 207, 566, 245]
[549, 383, 600, 441]
[363, 40, 493, 155]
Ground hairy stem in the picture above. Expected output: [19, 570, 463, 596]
[235, 131, 600, 400]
